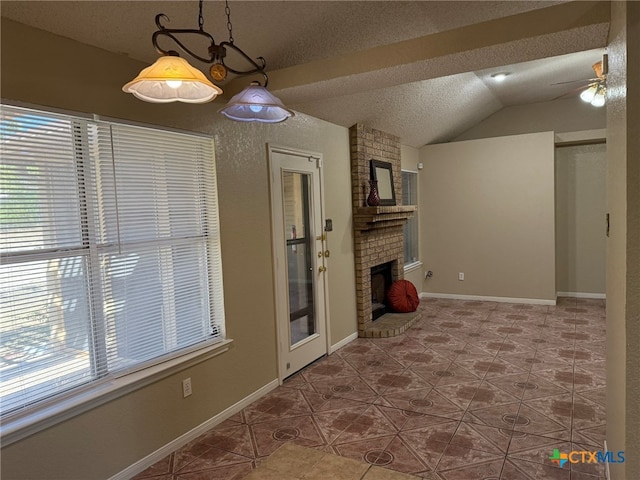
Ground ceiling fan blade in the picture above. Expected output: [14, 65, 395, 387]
[550, 78, 598, 86]
[552, 85, 588, 101]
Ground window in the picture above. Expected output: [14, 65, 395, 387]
[402, 170, 419, 266]
[0, 105, 224, 420]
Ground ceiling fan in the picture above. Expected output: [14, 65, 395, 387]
[552, 54, 607, 107]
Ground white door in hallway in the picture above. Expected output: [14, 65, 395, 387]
[269, 146, 328, 380]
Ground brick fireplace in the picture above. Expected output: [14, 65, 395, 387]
[349, 124, 418, 338]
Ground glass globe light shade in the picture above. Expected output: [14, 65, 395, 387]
[591, 90, 606, 107]
[580, 84, 598, 103]
[219, 83, 294, 123]
[123, 56, 222, 103]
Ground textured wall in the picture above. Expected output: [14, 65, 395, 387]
[606, 2, 640, 479]
[454, 96, 606, 142]
[420, 132, 556, 301]
[606, 4, 628, 479]
[0, 18, 356, 479]
[625, 2, 640, 476]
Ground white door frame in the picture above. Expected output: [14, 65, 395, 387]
[268, 144, 331, 383]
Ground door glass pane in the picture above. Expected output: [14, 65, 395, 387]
[282, 172, 315, 346]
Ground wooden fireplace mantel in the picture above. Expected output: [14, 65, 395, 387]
[353, 205, 416, 231]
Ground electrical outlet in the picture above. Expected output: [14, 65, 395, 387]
[458, 272, 464, 281]
[182, 378, 192, 398]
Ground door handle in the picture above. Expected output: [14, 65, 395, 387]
[318, 266, 327, 273]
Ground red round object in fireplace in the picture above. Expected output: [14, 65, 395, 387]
[387, 280, 420, 313]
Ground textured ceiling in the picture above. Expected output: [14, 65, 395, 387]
[0, 1, 609, 147]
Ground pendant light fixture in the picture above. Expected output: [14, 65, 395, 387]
[122, 0, 293, 123]
[219, 82, 294, 123]
[123, 56, 222, 103]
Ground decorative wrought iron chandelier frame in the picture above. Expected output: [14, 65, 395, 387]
[122, 0, 293, 123]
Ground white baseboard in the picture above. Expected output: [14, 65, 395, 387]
[557, 291, 606, 299]
[110, 378, 280, 480]
[419, 292, 556, 306]
[330, 332, 358, 354]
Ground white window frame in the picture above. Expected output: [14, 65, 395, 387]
[0, 103, 231, 445]
[402, 170, 421, 272]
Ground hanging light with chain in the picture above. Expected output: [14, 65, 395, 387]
[122, 0, 294, 123]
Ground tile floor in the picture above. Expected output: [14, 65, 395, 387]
[243, 443, 420, 479]
[133, 297, 606, 480]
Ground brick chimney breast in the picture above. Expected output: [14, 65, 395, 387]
[349, 124, 418, 337]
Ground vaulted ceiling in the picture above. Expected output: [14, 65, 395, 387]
[0, 1, 610, 146]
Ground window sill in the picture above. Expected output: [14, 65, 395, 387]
[404, 261, 423, 274]
[1, 338, 233, 446]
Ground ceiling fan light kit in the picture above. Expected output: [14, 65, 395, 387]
[579, 58, 607, 107]
[122, 0, 293, 123]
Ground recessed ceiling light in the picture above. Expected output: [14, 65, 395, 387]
[491, 72, 509, 82]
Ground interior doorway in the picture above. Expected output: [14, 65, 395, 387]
[555, 142, 607, 298]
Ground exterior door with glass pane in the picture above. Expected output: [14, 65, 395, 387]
[269, 146, 327, 380]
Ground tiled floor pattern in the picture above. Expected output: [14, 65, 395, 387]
[133, 297, 606, 479]
[243, 443, 420, 480]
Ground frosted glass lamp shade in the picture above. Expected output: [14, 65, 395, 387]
[580, 84, 598, 103]
[591, 90, 606, 107]
[219, 84, 294, 123]
[123, 56, 223, 103]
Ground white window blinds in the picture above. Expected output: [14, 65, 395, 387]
[0, 105, 224, 417]
[402, 171, 419, 265]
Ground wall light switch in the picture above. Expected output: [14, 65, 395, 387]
[458, 272, 464, 281]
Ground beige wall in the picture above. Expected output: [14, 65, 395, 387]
[0, 18, 356, 479]
[208, 117, 357, 351]
[451, 65, 608, 301]
[403, 266, 423, 291]
[454, 96, 606, 142]
[400, 144, 420, 172]
[625, 2, 640, 474]
[419, 132, 556, 301]
[607, 2, 640, 479]
[555, 144, 607, 295]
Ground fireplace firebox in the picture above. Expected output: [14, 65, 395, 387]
[371, 262, 394, 320]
